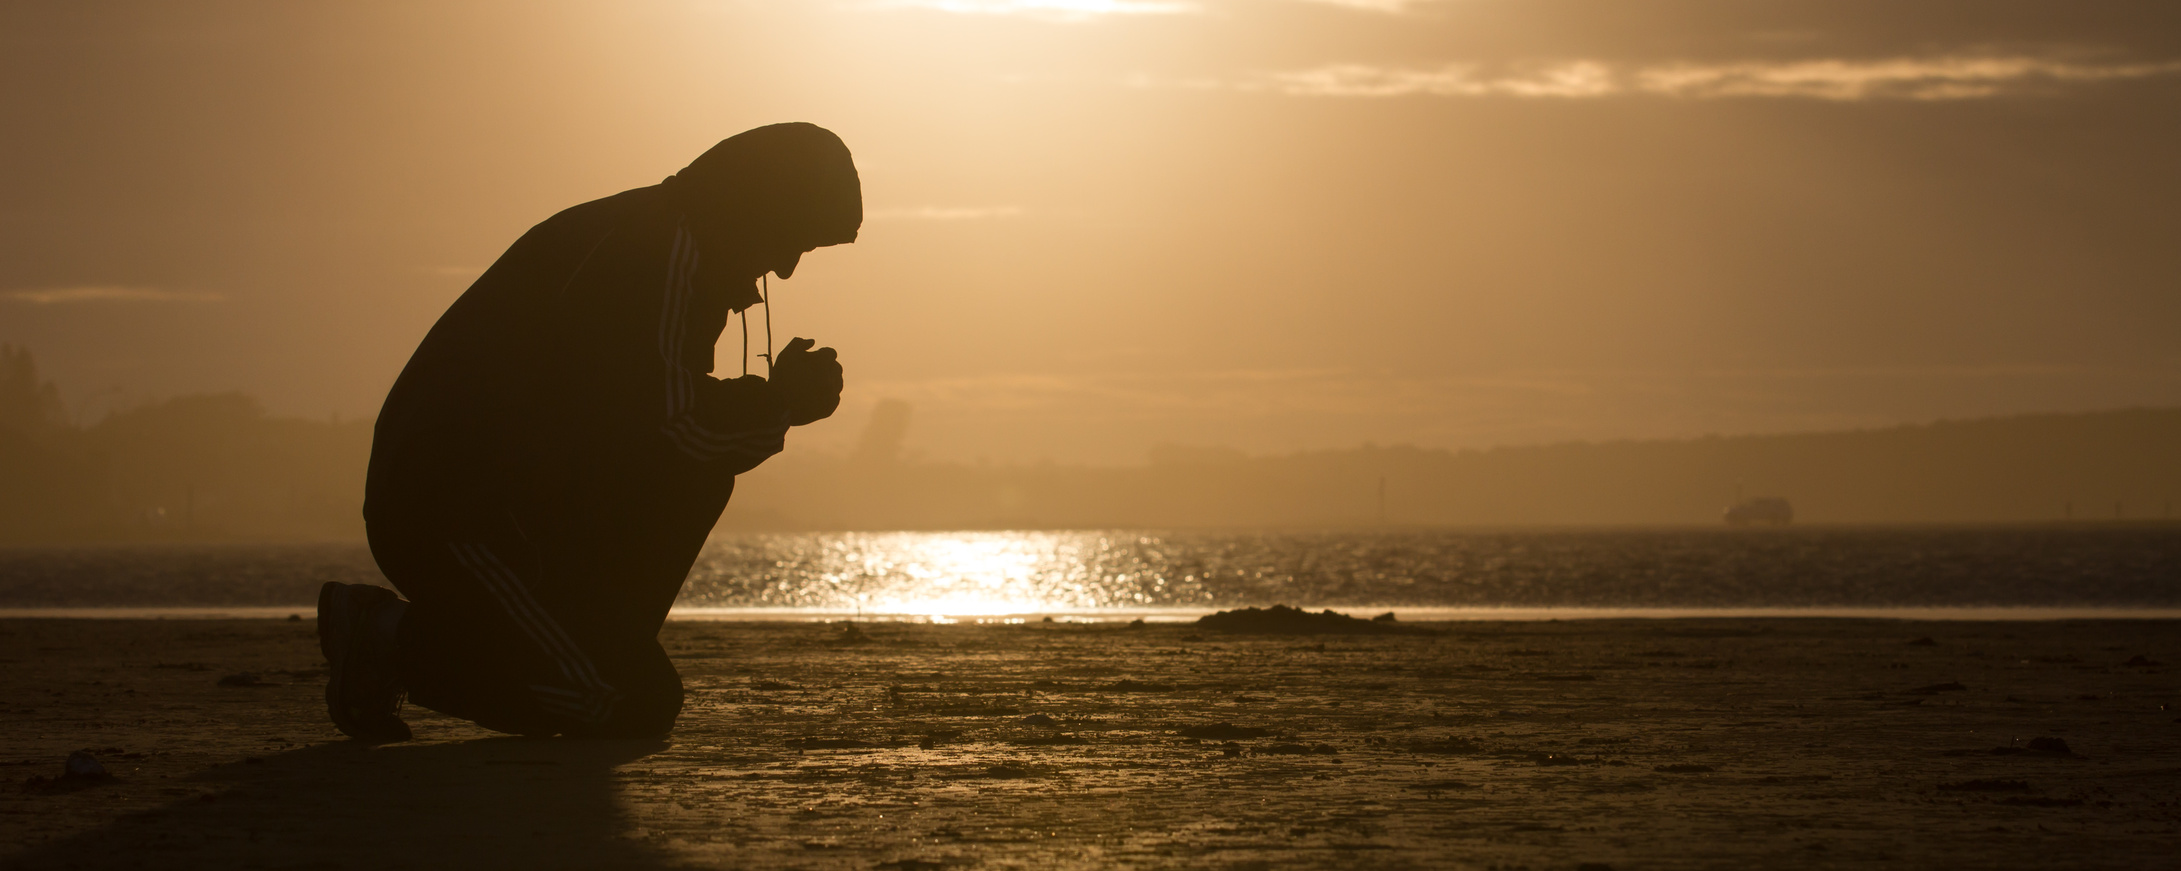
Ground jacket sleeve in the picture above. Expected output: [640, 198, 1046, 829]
[652, 223, 791, 475]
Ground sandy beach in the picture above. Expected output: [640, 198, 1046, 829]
[3, 615, 2177, 869]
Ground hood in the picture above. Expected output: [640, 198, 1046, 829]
[669, 122, 862, 250]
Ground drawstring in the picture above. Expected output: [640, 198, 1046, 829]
[761, 274, 773, 377]
[738, 274, 775, 378]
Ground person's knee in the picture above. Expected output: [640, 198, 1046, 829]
[567, 666, 682, 739]
[607, 684, 683, 738]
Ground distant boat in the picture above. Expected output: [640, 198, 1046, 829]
[1724, 497, 1793, 526]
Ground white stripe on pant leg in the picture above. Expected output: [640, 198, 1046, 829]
[451, 544, 598, 700]
[469, 546, 613, 695]
[451, 541, 590, 686]
[532, 686, 611, 722]
[470, 553, 621, 726]
[461, 544, 614, 696]
[449, 543, 568, 672]
[450, 543, 583, 683]
[447, 544, 573, 682]
[530, 691, 597, 718]
[447, 543, 618, 721]
[452, 544, 617, 722]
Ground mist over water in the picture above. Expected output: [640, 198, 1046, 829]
[0, 543, 382, 609]
[3, 527, 2177, 613]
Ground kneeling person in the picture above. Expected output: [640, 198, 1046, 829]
[320, 123, 858, 742]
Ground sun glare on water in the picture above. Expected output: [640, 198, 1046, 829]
[861, 534, 1057, 617]
[681, 531, 1194, 619]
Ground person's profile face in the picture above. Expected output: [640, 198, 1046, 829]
[689, 230, 820, 314]
[685, 204, 814, 281]
[767, 245, 809, 280]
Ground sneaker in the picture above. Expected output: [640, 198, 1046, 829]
[317, 582, 412, 743]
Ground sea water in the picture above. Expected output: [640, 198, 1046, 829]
[2, 526, 2177, 619]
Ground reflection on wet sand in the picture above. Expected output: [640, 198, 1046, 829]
[5, 616, 2180, 869]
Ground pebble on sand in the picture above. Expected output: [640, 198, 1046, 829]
[22, 751, 113, 794]
[64, 751, 108, 780]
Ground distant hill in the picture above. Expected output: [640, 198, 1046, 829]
[4, 344, 2176, 539]
[1, 347, 369, 542]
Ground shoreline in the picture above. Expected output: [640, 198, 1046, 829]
[7, 604, 2181, 622]
[3, 517, 2177, 547]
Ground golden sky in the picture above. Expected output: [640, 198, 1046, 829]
[5, 1, 2180, 462]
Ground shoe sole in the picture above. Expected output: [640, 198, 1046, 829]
[318, 582, 362, 739]
[319, 582, 411, 744]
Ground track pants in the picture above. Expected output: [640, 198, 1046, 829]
[367, 516, 685, 738]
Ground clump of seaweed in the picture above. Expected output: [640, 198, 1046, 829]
[1196, 605, 1436, 636]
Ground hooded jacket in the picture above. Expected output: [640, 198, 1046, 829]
[365, 124, 860, 584]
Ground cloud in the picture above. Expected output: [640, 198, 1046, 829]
[1281, 0, 1441, 12]
[877, 0, 1445, 21]
[1272, 62, 1616, 98]
[876, 0, 1195, 20]
[1636, 56, 2181, 101]
[1248, 55, 2181, 101]
[1683, 363, 2105, 381]
[3, 286, 224, 304]
[867, 206, 1027, 221]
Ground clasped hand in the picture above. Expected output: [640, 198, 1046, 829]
[769, 337, 842, 426]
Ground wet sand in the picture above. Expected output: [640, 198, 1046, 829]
[2, 616, 2177, 869]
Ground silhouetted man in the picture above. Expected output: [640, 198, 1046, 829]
[318, 123, 858, 742]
